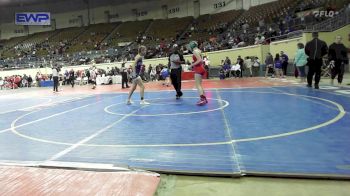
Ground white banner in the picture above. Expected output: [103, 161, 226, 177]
[15, 12, 51, 26]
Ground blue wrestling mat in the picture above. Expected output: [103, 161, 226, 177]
[0, 86, 349, 178]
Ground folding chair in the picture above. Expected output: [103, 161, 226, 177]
[321, 58, 331, 78]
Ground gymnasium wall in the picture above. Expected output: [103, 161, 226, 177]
[202, 45, 263, 65]
[269, 24, 350, 61]
[199, 0, 237, 15]
[166, 0, 192, 18]
[243, 0, 277, 10]
[54, 10, 89, 29]
[28, 25, 54, 34]
[0, 24, 27, 40]
[304, 25, 350, 48]
[269, 37, 304, 60]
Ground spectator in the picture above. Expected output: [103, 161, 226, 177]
[224, 56, 231, 66]
[294, 43, 308, 83]
[69, 69, 75, 88]
[156, 64, 162, 81]
[244, 56, 253, 77]
[219, 66, 225, 80]
[252, 57, 260, 77]
[236, 55, 244, 78]
[265, 53, 274, 77]
[64, 70, 69, 85]
[223, 57, 231, 78]
[161, 66, 170, 86]
[121, 63, 130, 89]
[147, 64, 152, 81]
[27, 75, 33, 87]
[36, 72, 41, 87]
[280, 51, 289, 76]
[274, 53, 283, 78]
[52, 65, 59, 93]
[0, 77, 3, 90]
[150, 67, 157, 81]
[203, 56, 210, 79]
[90, 65, 97, 89]
[328, 35, 348, 86]
[255, 35, 265, 45]
[230, 63, 241, 78]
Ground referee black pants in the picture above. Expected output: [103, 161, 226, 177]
[307, 59, 322, 87]
[170, 68, 182, 96]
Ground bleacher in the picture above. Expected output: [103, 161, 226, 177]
[16, 31, 58, 50]
[144, 17, 193, 46]
[187, 10, 243, 41]
[66, 23, 118, 53]
[35, 27, 85, 56]
[0, 36, 29, 58]
[49, 27, 84, 45]
[234, 0, 297, 26]
[106, 20, 151, 47]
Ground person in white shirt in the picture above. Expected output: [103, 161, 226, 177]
[150, 68, 156, 81]
[244, 57, 253, 77]
[230, 63, 241, 78]
[90, 66, 97, 89]
[252, 57, 261, 77]
[52, 65, 59, 92]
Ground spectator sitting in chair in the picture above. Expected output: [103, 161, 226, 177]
[230, 63, 241, 78]
[219, 66, 225, 80]
[161, 66, 170, 87]
[223, 58, 231, 78]
[254, 35, 265, 45]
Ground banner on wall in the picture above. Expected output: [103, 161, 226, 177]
[15, 12, 51, 25]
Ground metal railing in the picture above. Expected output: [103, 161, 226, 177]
[305, 10, 350, 32]
[265, 30, 304, 43]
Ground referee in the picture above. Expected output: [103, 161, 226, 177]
[169, 46, 185, 99]
[305, 32, 328, 89]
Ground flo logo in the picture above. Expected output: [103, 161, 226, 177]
[313, 10, 339, 18]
